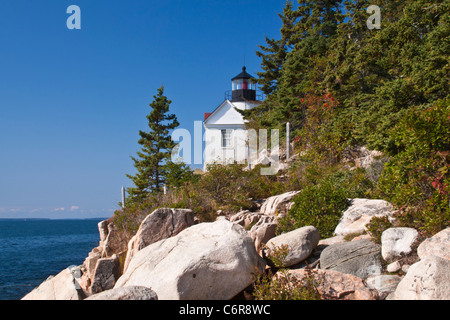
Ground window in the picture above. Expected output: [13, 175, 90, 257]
[232, 79, 243, 90]
[221, 129, 232, 148]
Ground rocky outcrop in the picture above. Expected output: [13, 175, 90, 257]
[342, 146, 385, 170]
[227, 191, 302, 253]
[102, 221, 128, 258]
[417, 227, 450, 261]
[381, 227, 419, 262]
[123, 208, 195, 272]
[77, 219, 127, 295]
[248, 215, 278, 253]
[228, 191, 301, 252]
[83, 246, 102, 281]
[259, 191, 300, 216]
[229, 210, 262, 229]
[334, 198, 395, 236]
[115, 220, 266, 300]
[320, 239, 383, 280]
[390, 256, 450, 300]
[366, 275, 402, 300]
[22, 268, 83, 300]
[283, 269, 378, 300]
[22, 190, 450, 301]
[90, 255, 121, 294]
[265, 226, 320, 267]
[86, 286, 158, 300]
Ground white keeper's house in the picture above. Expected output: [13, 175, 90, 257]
[203, 66, 263, 171]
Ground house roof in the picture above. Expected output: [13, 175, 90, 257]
[203, 100, 245, 126]
[231, 66, 254, 81]
[203, 100, 230, 123]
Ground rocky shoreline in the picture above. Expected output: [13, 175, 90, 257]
[22, 193, 450, 300]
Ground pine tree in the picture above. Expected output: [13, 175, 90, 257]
[255, 1, 300, 95]
[273, 0, 343, 130]
[126, 86, 179, 201]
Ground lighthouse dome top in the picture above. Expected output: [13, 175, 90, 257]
[231, 66, 254, 80]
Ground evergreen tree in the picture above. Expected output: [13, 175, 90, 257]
[255, 37, 286, 95]
[164, 160, 197, 189]
[126, 86, 179, 201]
[255, 1, 300, 95]
[273, 0, 343, 131]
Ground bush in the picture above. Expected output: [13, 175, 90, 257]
[164, 160, 198, 189]
[279, 167, 374, 238]
[198, 163, 285, 213]
[253, 244, 323, 300]
[375, 102, 450, 236]
[366, 216, 393, 244]
[281, 174, 349, 238]
[253, 267, 323, 300]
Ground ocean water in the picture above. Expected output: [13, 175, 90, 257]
[0, 219, 102, 300]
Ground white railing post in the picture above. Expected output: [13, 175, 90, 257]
[121, 186, 126, 208]
[286, 122, 290, 161]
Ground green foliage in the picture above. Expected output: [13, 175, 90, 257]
[254, 244, 323, 300]
[255, 0, 301, 95]
[374, 102, 450, 236]
[248, 0, 449, 151]
[264, 244, 291, 269]
[126, 86, 180, 202]
[164, 160, 197, 189]
[198, 163, 285, 213]
[253, 267, 323, 301]
[366, 216, 393, 244]
[280, 172, 349, 238]
[296, 92, 347, 166]
[279, 167, 374, 238]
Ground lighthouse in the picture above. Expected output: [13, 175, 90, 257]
[203, 66, 263, 170]
[231, 66, 257, 101]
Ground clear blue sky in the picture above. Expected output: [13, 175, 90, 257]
[0, 0, 285, 219]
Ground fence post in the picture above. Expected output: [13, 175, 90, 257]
[286, 122, 290, 161]
[121, 186, 126, 208]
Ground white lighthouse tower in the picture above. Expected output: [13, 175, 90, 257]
[203, 67, 263, 170]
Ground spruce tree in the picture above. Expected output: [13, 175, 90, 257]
[255, 0, 299, 95]
[274, 0, 343, 130]
[126, 86, 179, 202]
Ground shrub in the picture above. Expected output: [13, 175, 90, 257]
[164, 160, 198, 189]
[375, 102, 450, 236]
[253, 267, 323, 300]
[366, 216, 393, 244]
[279, 172, 350, 238]
[279, 168, 373, 238]
[253, 244, 323, 300]
[198, 163, 285, 213]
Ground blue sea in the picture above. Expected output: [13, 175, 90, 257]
[0, 219, 103, 300]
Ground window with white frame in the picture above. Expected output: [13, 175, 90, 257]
[221, 129, 232, 148]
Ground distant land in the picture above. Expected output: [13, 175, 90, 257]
[0, 217, 107, 221]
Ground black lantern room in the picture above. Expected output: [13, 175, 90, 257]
[230, 66, 257, 102]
